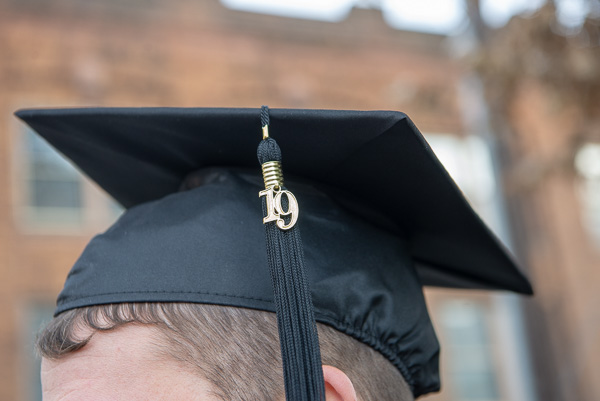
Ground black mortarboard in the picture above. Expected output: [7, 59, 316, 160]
[16, 107, 532, 398]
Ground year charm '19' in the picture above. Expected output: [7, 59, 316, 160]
[259, 187, 299, 230]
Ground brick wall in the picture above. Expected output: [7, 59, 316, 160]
[0, 1, 464, 400]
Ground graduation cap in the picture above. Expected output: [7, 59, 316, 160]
[16, 106, 532, 399]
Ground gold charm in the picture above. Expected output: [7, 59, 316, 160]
[259, 187, 299, 230]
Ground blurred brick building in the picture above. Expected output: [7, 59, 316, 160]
[1, 1, 597, 401]
[474, 7, 600, 401]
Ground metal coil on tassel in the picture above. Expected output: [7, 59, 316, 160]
[262, 161, 285, 190]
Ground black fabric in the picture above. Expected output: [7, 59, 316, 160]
[257, 132, 326, 401]
[15, 107, 533, 295]
[52, 168, 441, 396]
[15, 107, 534, 398]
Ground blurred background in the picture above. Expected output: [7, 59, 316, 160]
[0, 0, 599, 400]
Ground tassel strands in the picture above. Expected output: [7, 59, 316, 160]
[257, 106, 326, 401]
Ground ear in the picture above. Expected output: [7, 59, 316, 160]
[322, 365, 357, 401]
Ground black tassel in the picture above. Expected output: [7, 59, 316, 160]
[257, 106, 326, 401]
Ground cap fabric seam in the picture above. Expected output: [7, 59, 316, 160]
[313, 311, 420, 396]
[58, 290, 273, 304]
[57, 289, 422, 395]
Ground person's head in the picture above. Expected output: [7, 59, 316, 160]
[38, 302, 414, 401]
[19, 107, 533, 401]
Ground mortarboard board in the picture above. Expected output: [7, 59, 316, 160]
[16, 107, 532, 399]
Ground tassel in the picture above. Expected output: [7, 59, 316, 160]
[257, 106, 326, 401]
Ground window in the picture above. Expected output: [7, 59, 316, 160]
[15, 125, 123, 232]
[424, 133, 535, 401]
[20, 127, 83, 226]
[425, 134, 505, 235]
[438, 300, 500, 401]
[575, 143, 600, 247]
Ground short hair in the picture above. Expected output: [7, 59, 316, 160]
[37, 303, 413, 401]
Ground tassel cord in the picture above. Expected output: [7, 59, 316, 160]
[258, 105, 326, 401]
[261, 206, 324, 400]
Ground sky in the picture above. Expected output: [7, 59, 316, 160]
[221, 0, 590, 35]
